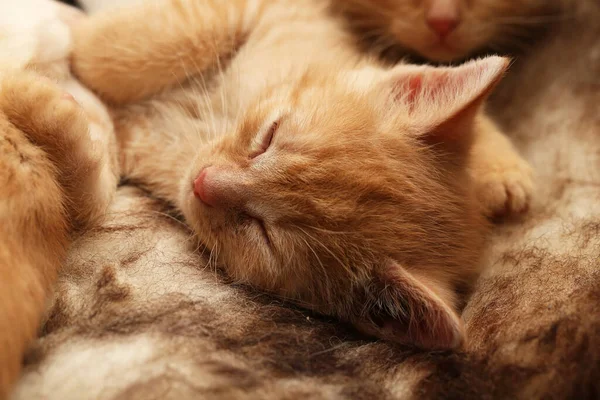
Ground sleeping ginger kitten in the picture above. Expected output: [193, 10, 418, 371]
[331, 0, 561, 62]
[71, 0, 533, 350]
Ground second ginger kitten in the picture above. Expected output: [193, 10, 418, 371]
[331, 0, 561, 62]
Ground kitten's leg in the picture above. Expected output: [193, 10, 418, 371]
[71, 0, 268, 105]
[0, 121, 67, 399]
[0, 75, 68, 397]
[0, 70, 117, 396]
[469, 114, 534, 217]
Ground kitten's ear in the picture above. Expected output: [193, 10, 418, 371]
[353, 260, 464, 350]
[383, 56, 509, 148]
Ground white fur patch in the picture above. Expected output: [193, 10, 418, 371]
[77, 0, 142, 13]
[0, 0, 68, 67]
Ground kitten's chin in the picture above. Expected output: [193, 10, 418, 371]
[416, 43, 469, 63]
[401, 34, 481, 63]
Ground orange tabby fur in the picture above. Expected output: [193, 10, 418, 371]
[0, 71, 116, 399]
[0, 2, 118, 396]
[330, 0, 561, 62]
[0, 73, 67, 397]
[71, 0, 533, 351]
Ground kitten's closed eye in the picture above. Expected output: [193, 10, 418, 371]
[250, 120, 279, 159]
[243, 211, 272, 247]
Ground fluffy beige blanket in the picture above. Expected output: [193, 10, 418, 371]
[10, 0, 600, 398]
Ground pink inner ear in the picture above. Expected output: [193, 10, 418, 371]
[387, 57, 509, 132]
[405, 70, 455, 115]
[406, 74, 423, 110]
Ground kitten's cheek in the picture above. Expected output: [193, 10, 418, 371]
[180, 193, 215, 246]
[178, 176, 204, 226]
[179, 161, 205, 209]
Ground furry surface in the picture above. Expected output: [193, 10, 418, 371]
[9, 0, 600, 399]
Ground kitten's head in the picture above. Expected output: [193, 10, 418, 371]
[180, 57, 508, 349]
[334, 0, 560, 62]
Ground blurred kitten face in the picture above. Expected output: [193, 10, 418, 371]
[178, 58, 507, 349]
[338, 0, 558, 62]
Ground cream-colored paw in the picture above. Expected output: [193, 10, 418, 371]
[471, 154, 534, 218]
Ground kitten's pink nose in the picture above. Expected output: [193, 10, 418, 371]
[427, 18, 459, 38]
[426, 0, 460, 39]
[193, 166, 248, 209]
[194, 167, 219, 207]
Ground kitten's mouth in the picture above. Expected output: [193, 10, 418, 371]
[423, 41, 464, 62]
[430, 40, 455, 52]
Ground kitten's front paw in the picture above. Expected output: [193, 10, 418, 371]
[471, 154, 534, 218]
[0, 70, 116, 228]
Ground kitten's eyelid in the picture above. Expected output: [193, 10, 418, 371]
[243, 211, 273, 249]
[264, 120, 279, 148]
[250, 118, 281, 159]
[255, 217, 272, 248]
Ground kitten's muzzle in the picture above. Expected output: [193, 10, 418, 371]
[426, 0, 461, 40]
[193, 166, 250, 209]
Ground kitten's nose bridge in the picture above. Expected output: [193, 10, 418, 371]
[193, 166, 250, 209]
[425, 0, 461, 39]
